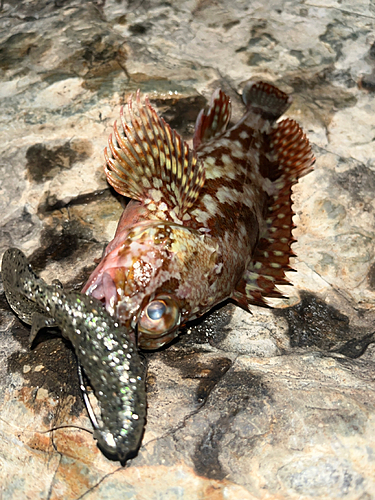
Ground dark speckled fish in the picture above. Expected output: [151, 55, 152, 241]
[83, 81, 315, 349]
[1, 248, 146, 463]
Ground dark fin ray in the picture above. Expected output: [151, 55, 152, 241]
[193, 89, 231, 150]
[104, 91, 205, 219]
[231, 289, 251, 311]
[234, 118, 315, 307]
[242, 81, 292, 122]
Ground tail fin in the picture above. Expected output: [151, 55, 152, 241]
[2, 248, 45, 325]
[242, 81, 292, 121]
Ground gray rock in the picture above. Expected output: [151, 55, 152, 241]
[1, 0, 375, 498]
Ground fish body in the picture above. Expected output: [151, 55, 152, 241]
[1, 248, 146, 462]
[83, 81, 314, 349]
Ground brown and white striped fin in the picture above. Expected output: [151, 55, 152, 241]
[242, 80, 292, 122]
[233, 118, 315, 307]
[104, 91, 205, 219]
[193, 89, 231, 150]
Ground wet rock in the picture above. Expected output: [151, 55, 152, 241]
[1, 0, 375, 499]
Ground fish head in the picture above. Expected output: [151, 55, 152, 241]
[84, 221, 218, 350]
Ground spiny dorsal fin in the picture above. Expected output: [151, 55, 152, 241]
[242, 81, 292, 122]
[104, 92, 205, 220]
[193, 89, 231, 150]
[233, 118, 315, 307]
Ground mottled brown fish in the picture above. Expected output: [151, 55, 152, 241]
[83, 81, 314, 349]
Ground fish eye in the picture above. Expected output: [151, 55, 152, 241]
[146, 300, 166, 321]
[138, 296, 180, 337]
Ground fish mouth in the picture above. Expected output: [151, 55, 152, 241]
[136, 326, 180, 350]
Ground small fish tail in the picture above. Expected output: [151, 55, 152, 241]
[242, 81, 292, 121]
[1, 248, 45, 325]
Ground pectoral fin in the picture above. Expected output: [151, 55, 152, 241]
[104, 92, 205, 220]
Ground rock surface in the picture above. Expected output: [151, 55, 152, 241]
[1, 0, 375, 499]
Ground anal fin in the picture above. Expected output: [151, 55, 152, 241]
[233, 117, 315, 308]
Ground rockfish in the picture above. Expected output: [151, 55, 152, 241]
[83, 81, 314, 349]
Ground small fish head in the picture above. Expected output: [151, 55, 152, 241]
[133, 223, 218, 349]
[84, 221, 217, 350]
[114, 222, 185, 349]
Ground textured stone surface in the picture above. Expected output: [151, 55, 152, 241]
[1, 0, 375, 499]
